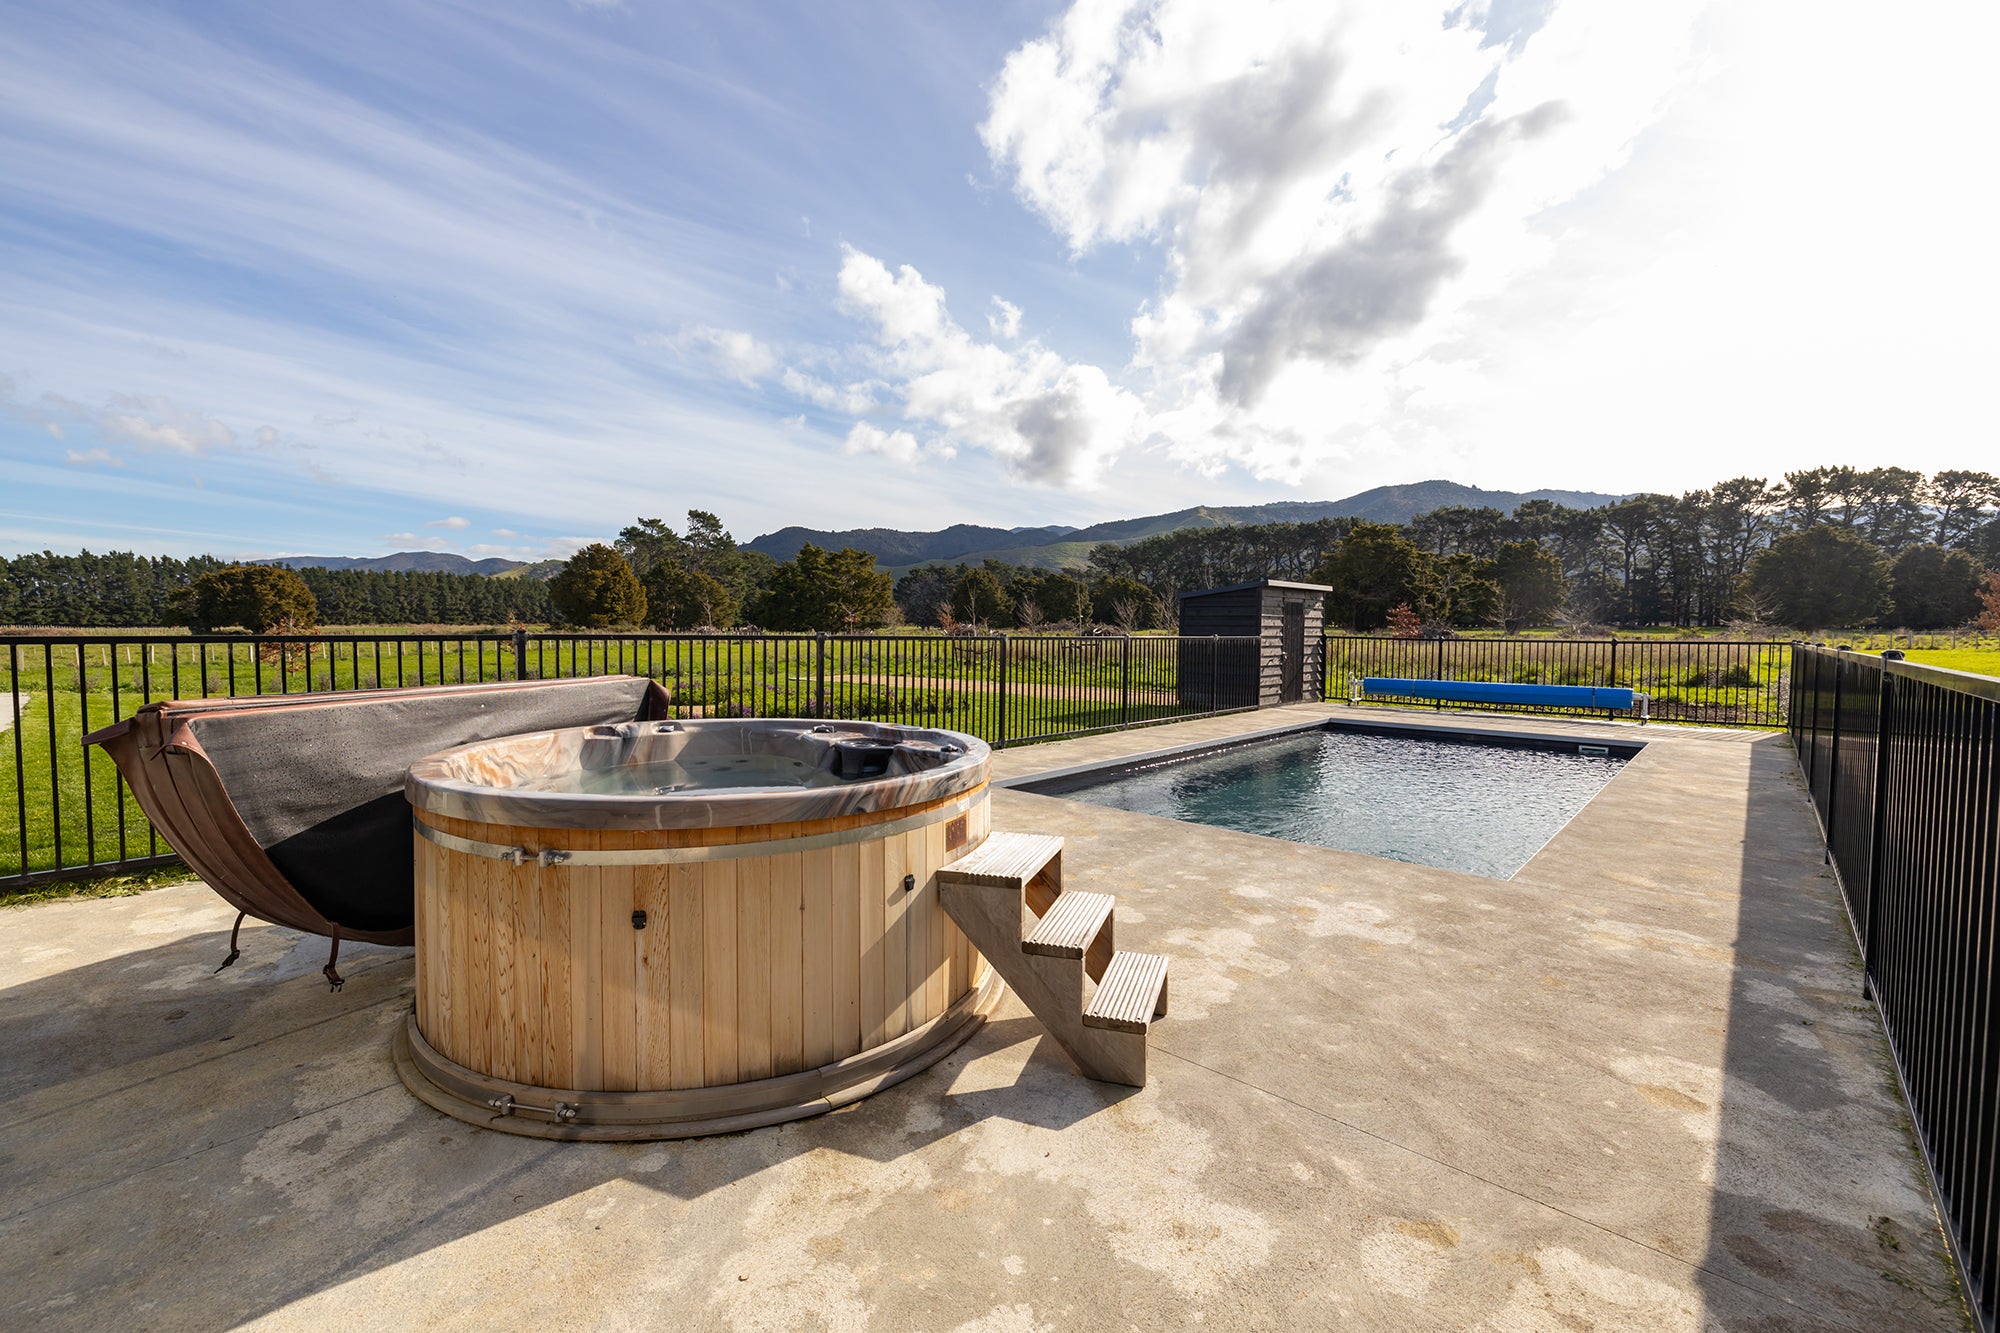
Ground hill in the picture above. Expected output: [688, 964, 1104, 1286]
[746, 481, 1626, 574]
[261, 551, 528, 576]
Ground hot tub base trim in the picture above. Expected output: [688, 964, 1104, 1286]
[392, 970, 1004, 1141]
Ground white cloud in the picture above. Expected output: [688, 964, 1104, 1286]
[491, 527, 519, 538]
[63, 447, 122, 467]
[641, 325, 777, 385]
[97, 393, 234, 453]
[843, 421, 934, 465]
[780, 368, 879, 414]
[969, 0, 1706, 482]
[426, 515, 470, 529]
[833, 246, 1145, 486]
[380, 531, 418, 543]
[988, 297, 1022, 339]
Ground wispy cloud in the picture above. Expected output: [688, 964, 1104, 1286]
[97, 394, 235, 454]
[426, 515, 470, 529]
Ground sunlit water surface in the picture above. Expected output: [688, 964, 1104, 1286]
[1056, 729, 1626, 879]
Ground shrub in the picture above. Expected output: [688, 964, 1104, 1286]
[177, 565, 318, 634]
[549, 544, 647, 628]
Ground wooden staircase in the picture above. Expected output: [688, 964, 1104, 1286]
[938, 832, 1169, 1087]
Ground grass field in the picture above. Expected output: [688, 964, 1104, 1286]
[1323, 635, 1793, 725]
[0, 629, 1244, 881]
[1902, 648, 2000, 677]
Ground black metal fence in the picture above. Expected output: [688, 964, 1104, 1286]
[1, 630, 1259, 888]
[1791, 644, 1999, 1330]
[1326, 635, 1791, 727]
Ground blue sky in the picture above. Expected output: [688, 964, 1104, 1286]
[3, 1, 1993, 561]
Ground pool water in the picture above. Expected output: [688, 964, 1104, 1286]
[1051, 728, 1628, 879]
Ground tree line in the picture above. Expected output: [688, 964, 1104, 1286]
[0, 549, 552, 628]
[7, 466, 1998, 635]
[1084, 467, 2000, 632]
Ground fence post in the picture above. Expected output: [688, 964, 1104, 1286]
[1434, 636, 1444, 711]
[815, 633, 828, 717]
[1823, 645, 1848, 865]
[511, 627, 527, 681]
[1121, 633, 1132, 728]
[1607, 639, 1619, 720]
[995, 635, 1009, 749]
[1860, 650, 1902, 992]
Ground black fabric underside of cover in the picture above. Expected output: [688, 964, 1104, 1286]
[189, 679, 658, 934]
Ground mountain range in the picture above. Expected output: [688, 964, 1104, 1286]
[263, 480, 1626, 579]
[262, 551, 529, 576]
[743, 480, 1626, 574]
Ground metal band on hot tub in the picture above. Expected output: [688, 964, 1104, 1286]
[413, 786, 986, 866]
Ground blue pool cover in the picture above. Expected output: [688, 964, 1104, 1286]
[1362, 678, 1637, 709]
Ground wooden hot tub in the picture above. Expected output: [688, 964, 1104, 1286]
[396, 718, 997, 1140]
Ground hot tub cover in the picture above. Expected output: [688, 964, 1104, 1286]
[86, 676, 670, 948]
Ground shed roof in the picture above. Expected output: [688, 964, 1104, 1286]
[1176, 579, 1332, 601]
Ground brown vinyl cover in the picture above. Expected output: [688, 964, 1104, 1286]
[85, 676, 671, 947]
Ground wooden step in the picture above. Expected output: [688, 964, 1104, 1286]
[940, 832, 1063, 890]
[1022, 891, 1113, 960]
[1083, 952, 1170, 1034]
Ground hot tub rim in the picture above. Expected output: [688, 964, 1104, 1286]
[405, 717, 990, 831]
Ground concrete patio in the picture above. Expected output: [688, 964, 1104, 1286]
[0, 704, 1968, 1330]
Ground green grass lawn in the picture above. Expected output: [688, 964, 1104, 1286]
[0, 630, 1228, 880]
[1900, 647, 2000, 678]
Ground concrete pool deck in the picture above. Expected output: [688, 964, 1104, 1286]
[0, 704, 1967, 1330]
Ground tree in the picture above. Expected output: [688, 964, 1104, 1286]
[615, 517, 687, 577]
[549, 544, 647, 628]
[178, 564, 318, 633]
[1744, 526, 1891, 629]
[1089, 575, 1155, 628]
[1976, 572, 2000, 632]
[1929, 471, 2000, 550]
[893, 565, 957, 628]
[1315, 523, 1431, 631]
[951, 567, 1014, 628]
[1777, 467, 1843, 531]
[1487, 540, 1566, 628]
[757, 544, 896, 631]
[642, 560, 738, 630]
[1850, 467, 1930, 553]
[1011, 570, 1092, 626]
[1888, 545, 1983, 629]
[1409, 552, 1497, 628]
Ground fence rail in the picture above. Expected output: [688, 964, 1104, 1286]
[1, 630, 1260, 888]
[1324, 635, 1791, 727]
[1791, 645, 2000, 1330]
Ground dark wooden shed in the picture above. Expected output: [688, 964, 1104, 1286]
[1175, 579, 1331, 708]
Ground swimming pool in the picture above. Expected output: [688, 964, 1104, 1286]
[1026, 723, 1633, 879]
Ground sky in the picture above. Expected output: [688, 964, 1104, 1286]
[2, 0, 1995, 562]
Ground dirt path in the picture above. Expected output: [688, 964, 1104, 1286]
[0, 693, 24, 734]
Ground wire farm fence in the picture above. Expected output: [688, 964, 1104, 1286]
[1791, 645, 2000, 1331]
[1, 630, 1261, 888]
[1325, 635, 1791, 727]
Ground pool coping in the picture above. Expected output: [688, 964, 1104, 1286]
[998, 711, 1647, 798]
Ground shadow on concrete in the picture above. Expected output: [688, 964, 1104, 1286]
[1695, 736, 1964, 1330]
[0, 918, 1133, 1330]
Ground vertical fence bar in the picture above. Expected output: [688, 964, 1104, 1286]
[1792, 644, 2000, 1331]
